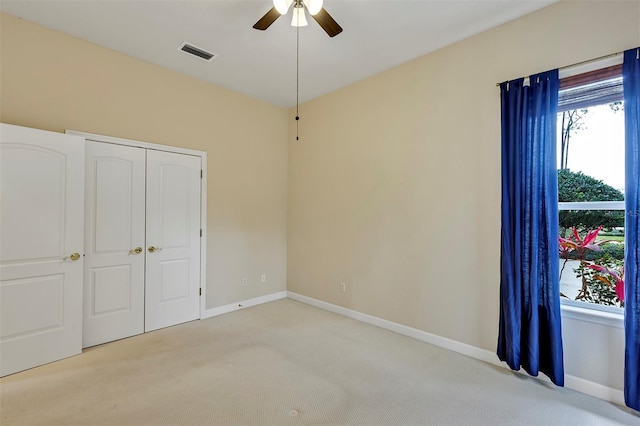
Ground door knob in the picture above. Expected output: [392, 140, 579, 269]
[148, 246, 162, 253]
[63, 252, 81, 261]
[129, 247, 143, 255]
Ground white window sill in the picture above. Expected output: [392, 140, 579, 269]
[560, 300, 624, 329]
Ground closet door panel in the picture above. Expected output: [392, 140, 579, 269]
[83, 142, 145, 348]
[0, 123, 84, 376]
[145, 150, 201, 332]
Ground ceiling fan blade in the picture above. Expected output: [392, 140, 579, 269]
[311, 8, 343, 37]
[253, 7, 281, 31]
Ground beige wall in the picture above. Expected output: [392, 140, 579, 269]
[0, 13, 288, 310]
[3, 0, 640, 396]
[287, 0, 639, 389]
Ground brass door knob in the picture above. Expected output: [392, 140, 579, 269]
[148, 246, 162, 253]
[129, 247, 143, 255]
[63, 253, 81, 261]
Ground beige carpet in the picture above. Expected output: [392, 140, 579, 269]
[1, 298, 638, 425]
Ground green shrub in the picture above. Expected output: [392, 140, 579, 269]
[601, 243, 625, 261]
[558, 169, 624, 231]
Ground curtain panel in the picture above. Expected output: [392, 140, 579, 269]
[623, 46, 640, 412]
[498, 70, 564, 386]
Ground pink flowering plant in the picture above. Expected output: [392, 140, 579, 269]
[588, 264, 624, 304]
[559, 226, 624, 307]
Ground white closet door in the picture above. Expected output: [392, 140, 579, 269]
[0, 123, 84, 376]
[145, 150, 201, 332]
[83, 142, 146, 348]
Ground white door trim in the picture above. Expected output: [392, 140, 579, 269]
[66, 130, 207, 318]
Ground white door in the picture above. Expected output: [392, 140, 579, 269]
[0, 123, 84, 376]
[145, 150, 201, 332]
[83, 142, 146, 348]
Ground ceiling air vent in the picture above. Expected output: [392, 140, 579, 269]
[179, 42, 215, 61]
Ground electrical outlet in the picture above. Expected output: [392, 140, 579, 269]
[340, 282, 346, 292]
[242, 277, 248, 287]
[261, 274, 267, 283]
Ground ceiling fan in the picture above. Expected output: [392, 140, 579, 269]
[253, 0, 343, 38]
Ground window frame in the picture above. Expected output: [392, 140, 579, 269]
[557, 55, 625, 322]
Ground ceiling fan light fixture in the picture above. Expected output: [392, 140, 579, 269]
[254, 0, 341, 36]
[291, 6, 308, 27]
[273, 0, 293, 15]
[303, 0, 323, 15]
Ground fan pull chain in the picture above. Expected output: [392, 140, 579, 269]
[295, 21, 300, 141]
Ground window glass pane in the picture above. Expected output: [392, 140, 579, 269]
[557, 103, 625, 195]
[559, 213, 625, 308]
[557, 101, 625, 310]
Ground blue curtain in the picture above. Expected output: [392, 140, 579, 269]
[623, 47, 640, 412]
[497, 70, 564, 386]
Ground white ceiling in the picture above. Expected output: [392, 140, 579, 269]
[1, 0, 559, 108]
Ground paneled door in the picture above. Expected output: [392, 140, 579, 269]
[145, 150, 201, 332]
[83, 142, 146, 347]
[0, 123, 84, 376]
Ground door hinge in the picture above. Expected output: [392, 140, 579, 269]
[199, 288, 202, 296]
[200, 170, 203, 178]
[200, 229, 202, 237]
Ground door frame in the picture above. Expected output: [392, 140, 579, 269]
[66, 130, 207, 318]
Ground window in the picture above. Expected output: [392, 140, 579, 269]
[557, 64, 625, 312]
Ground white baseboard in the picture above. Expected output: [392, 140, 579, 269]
[287, 291, 625, 407]
[287, 291, 498, 364]
[564, 375, 624, 406]
[202, 291, 287, 319]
